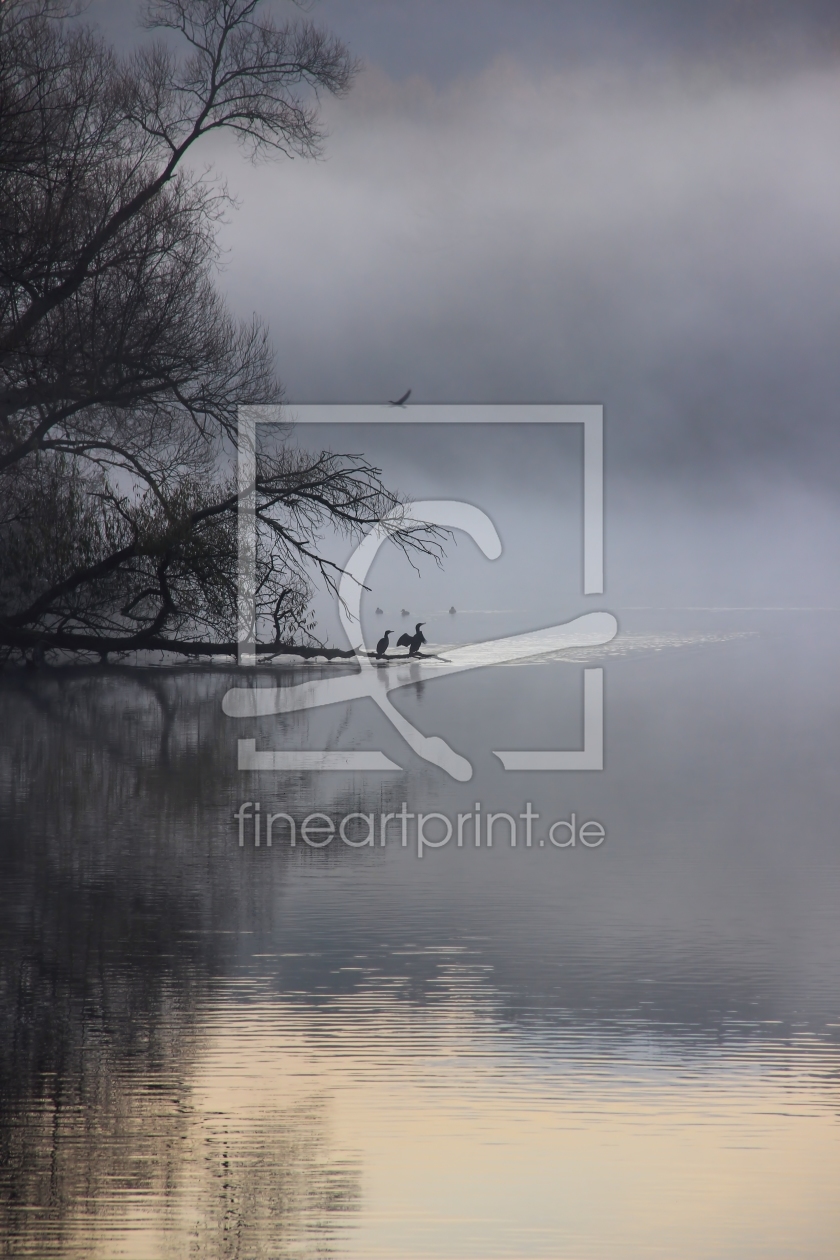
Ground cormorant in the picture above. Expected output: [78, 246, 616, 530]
[401, 608, 410, 616]
[375, 630, 394, 658]
[449, 605, 456, 614]
[389, 389, 411, 407]
[397, 622, 426, 656]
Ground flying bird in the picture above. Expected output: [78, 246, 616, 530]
[389, 389, 411, 407]
[375, 630, 394, 658]
[397, 622, 426, 656]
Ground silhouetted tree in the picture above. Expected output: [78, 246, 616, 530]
[0, 0, 434, 662]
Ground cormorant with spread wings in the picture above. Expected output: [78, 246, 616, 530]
[397, 622, 426, 656]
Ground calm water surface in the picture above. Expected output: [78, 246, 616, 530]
[1, 612, 839, 1258]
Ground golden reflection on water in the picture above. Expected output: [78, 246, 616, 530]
[4, 627, 840, 1258]
[48, 981, 840, 1260]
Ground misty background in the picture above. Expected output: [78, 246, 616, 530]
[5, 7, 840, 1252]
[87, 0, 840, 615]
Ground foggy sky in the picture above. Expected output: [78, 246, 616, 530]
[81, 1, 840, 603]
[197, 1, 840, 483]
[86, 1, 840, 478]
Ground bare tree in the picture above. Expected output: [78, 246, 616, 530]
[0, 0, 436, 663]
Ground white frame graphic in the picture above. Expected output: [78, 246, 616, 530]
[228, 404, 610, 777]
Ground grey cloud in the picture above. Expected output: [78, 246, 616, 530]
[87, 0, 840, 67]
[210, 54, 840, 483]
[314, 1, 840, 83]
[77, 3, 840, 483]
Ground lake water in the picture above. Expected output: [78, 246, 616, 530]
[1, 610, 839, 1258]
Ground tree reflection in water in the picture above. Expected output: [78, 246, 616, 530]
[3, 634, 840, 1258]
[0, 668, 362, 1258]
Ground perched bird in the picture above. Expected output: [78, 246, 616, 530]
[397, 622, 426, 656]
[389, 388, 411, 407]
[375, 606, 384, 614]
[375, 630, 394, 658]
[401, 608, 410, 616]
[449, 605, 456, 614]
